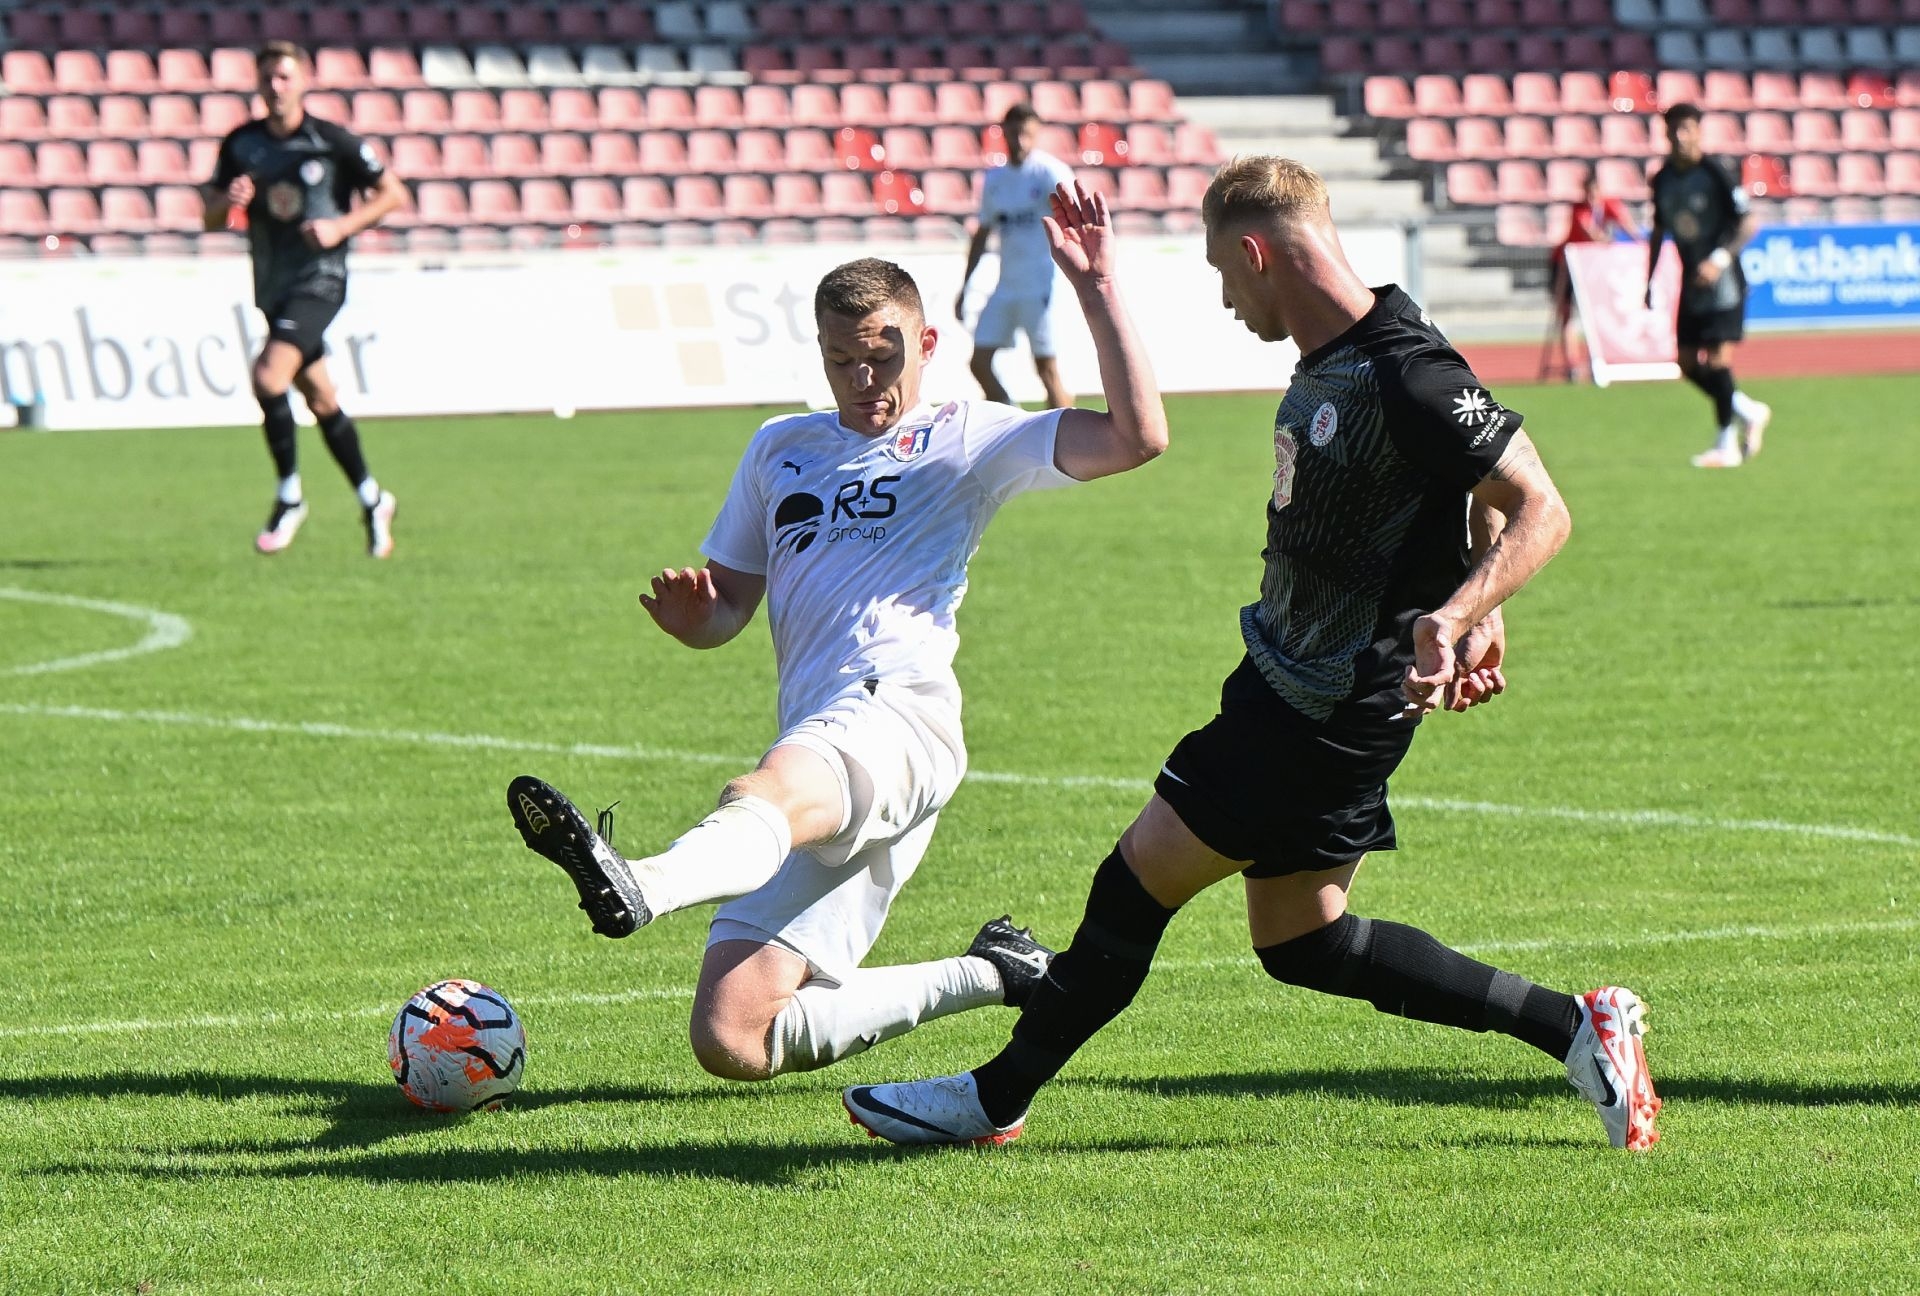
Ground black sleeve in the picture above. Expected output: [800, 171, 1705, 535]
[322, 120, 386, 191]
[208, 128, 243, 187]
[1378, 347, 1522, 492]
[1707, 157, 1751, 220]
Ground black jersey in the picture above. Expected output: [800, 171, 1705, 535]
[1242, 286, 1520, 722]
[210, 115, 385, 308]
[1650, 156, 1750, 314]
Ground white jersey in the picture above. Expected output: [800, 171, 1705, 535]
[702, 399, 1073, 731]
[979, 149, 1077, 294]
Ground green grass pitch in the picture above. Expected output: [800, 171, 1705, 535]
[2, 374, 1917, 1294]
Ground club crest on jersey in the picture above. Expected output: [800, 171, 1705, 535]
[885, 423, 931, 462]
[265, 181, 303, 221]
[300, 159, 326, 186]
[1309, 401, 1339, 447]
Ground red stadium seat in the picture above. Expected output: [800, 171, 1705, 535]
[837, 127, 886, 171]
[1742, 154, 1792, 196]
[1078, 122, 1128, 165]
[1847, 73, 1896, 110]
[981, 123, 1009, 166]
[1609, 72, 1656, 115]
[873, 170, 926, 214]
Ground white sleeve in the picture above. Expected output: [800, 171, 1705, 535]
[700, 428, 772, 575]
[963, 403, 1075, 503]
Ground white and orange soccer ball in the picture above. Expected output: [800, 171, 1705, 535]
[388, 978, 527, 1112]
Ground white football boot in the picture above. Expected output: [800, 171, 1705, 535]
[1565, 986, 1662, 1150]
[255, 498, 308, 554]
[1738, 400, 1772, 461]
[844, 1072, 1024, 1146]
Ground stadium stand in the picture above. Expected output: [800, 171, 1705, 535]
[0, 0, 1223, 253]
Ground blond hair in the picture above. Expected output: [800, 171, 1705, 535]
[256, 40, 309, 69]
[1201, 156, 1330, 233]
[814, 257, 924, 324]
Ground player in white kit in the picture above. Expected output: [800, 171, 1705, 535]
[957, 103, 1079, 409]
[508, 184, 1167, 1083]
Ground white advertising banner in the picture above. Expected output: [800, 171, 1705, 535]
[0, 227, 1407, 432]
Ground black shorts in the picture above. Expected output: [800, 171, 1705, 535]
[1154, 656, 1418, 878]
[1676, 303, 1745, 347]
[264, 293, 341, 367]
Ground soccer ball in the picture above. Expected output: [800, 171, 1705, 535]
[388, 978, 527, 1112]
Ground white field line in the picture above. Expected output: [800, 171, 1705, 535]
[3, 700, 1915, 850]
[0, 588, 192, 677]
[2, 915, 1917, 1042]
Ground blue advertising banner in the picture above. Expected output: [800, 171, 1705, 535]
[1740, 223, 1920, 328]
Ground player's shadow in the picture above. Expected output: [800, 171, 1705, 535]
[1088, 1066, 1920, 1111]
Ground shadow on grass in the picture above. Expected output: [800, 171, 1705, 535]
[1089, 1067, 1920, 1110]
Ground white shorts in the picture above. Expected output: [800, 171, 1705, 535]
[708, 679, 967, 982]
[974, 289, 1060, 358]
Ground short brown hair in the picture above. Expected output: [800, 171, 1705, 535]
[1002, 103, 1040, 133]
[814, 257, 924, 323]
[256, 40, 308, 70]
[1201, 155, 1330, 233]
[1663, 101, 1702, 131]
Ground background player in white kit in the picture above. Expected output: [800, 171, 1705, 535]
[508, 184, 1166, 1083]
[956, 104, 1079, 409]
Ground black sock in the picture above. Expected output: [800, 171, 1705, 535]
[259, 391, 298, 480]
[1698, 365, 1737, 427]
[970, 848, 1177, 1126]
[1255, 914, 1578, 1061]
[317, 408, 373, 496]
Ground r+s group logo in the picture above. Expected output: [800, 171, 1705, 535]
[775, 475, 902, 555]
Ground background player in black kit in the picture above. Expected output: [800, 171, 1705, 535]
[1647, 102, 1772, 470]
[846, 156, 1662, 1152]
[201, 41, 409, 556]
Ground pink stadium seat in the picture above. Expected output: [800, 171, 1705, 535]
[54, 51, 107, 94]
[501, 91, 550, 131]
[1413, 76, 1464, 117]
[983, 81, 1027, 124]
[742, 86, 791, 128]
[550, 90, 599, 132]
[207, 48, 257, 93]
[1509, 73, 1559, 116]
[1800, 74, 1850, 112]
[873, 170, 926, 215]
[1788, 154, 1838, 196]
[696, 86, 745, 129]
[934, 80, 985, 127]
[1032, 81, 1082, 124]
[687, 130, 737, 172]
[49, 188, 105, 233]
[1166, 165, 1212, 208]
[490, 135, 541, 178]
[1893, 110, 1920, 148]
[1656, 72, 1703, 112]
[1174, 124, 1220, 164]
[589, 132, 640, 174]
[736, 131, 786, 171]
[639, 132, 689, 174]
[1462, 75, 1512, 116]
[882, 127, 934, 170]
[1129, 81, 1176, 123]
[188, 138, 223, 178]
[307, 89, 353, 124]
[1595, 157, 1647, 200]
[1751, 73, 1800, 112]
[413, 181, 468, 224]
[102, 187, 157, 233]
[1560, 72, 1609, 115]
[98, 97, 151, 139]
[920, 169, 975, 214]
[1365, 77, 1416, 119]
[1081, 80, 1129, 123]
[47, 97, 98, 139]
[571, 178, 622, 220]
[1702, 112, 1747, 153]
[403, 92, 452, 133]
[647, 88, 698, 131]
[1, 51, 54, 95]
[931, 125, 984, 168]
[723, 174, 776, 218]
[470, 180, 521, 223]
[391, 136, 443, 179]
[0, 192, 48, 236]
[1702, 72, 1752, 112]
[352, 92, 402, 135]
[1116, 166, 1169, 210]
[842, 83, 889, 126]
[1505, 117, 1554, 159]
[1550, 115, 1601, 158]
[1495, 203, 1546, 248]
[598, 89, 646, 130]
[1837, 154, 1886, 194]
[1455, 118, 1506, 161]
[154, 186, 204, 230]
[0, 99, 48, 141]
[887, 83, 940, 126]
[0, 148, 28, 189]
[451, 91, 502, 132]
[36, 142, 85, 185]
[439, 136, 488, 179]
[89, 141, 138, 188]
[1124, 123, 1175, 166]
[1886, 153, 1920, 194]
[367, 48, 424, 88]
[137, 139, 192, 185]
[1407, 120, 1458, 162]
[786, 129, 838, 171]
[1495, 159, 1548, 203]
[1546, 159, 1591, 202]
[792, 84, 842, 129]
[1600, 114, 1654, 157]
[1447, 162, 1496, 205]
[823, 171, 876, 215]
[202, 96, 251, 138]
[521, 179, 571, 221]
[772, 172, 825, 216]
[1792, 111, 1840, 151]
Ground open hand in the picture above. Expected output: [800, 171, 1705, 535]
[1044, 181, 1114, 287]
[638, 567, 720, 643]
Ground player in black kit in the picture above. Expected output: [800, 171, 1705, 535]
[845, 157, 1663, 1152]
[1647, 102, 1771, 470]
[201, 42, 409, 556]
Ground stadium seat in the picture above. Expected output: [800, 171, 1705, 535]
[499, 90, 549, 131]
[737, 131, 786, 171]
[1546, 158, 1592, 201]
[882, 127, 934, 170]
[422, 48, 477, 89]
[1446, 162, 1496, 205]
[99, 97, 151, 139]
[1847, 73, 1896, 110]
[1365, 77, 1416, 118]
[1495, 160, 1548, 203]
[1548, 116, 1599, 158]
[1610, 73, 1657, 115]
[101, 187, 157, 233]
[1600, 114, 1653, 158]
[1742, 154, 1791, 195]
[439, 135, 489, 179]
[1078, 122, 1128, 166]
[527, 47, 585, 88]
[0, 191, 48, 237]
[1743, 111, 1792, 151]
[1459, 75, 1511, 117]
[1750, 72, 1799, 111]
[351, 92, 402, 136]
[53, 50, 107, 94]
[589, 132, 641, 175]
[368, 49, 424, 89]
[154, 185, 204, 231]
[1893, 109, 1920, 149]
[520, 179, 572, 223]
[402, 91, 452, 132]
[873, 170, 926, 215]
[1837, 153, 1886, 194]
[1413, 76, 1464, 117]
[842, 84, 889, 127]
[1455, 119, 1506, 161]
[1886, 153, 1920, 194]
[1494, 203, 1546, 248]
[489, 135, 541, 178]
[450, 91, 501, 131]
[469, 179, 521, 223]
[1320, 37, 1369, 75]
[571, 178, 622, 220]
[1656, 72, 1703, 112]
[931, 125, 984, 168]
[1702, 112, 1747, 153]
[473, 47, 531, 89]
[0, 50, 53, 96]
[1789, 154, 1838, 195]
[838, 127, 886, 171]
[597, 89, 646, 130]
[1700, 30, 1750, 67]
[1407, 120, 1458, 162]
[1702, 71, 1753, 111]
[786, 129, 838, 171]
[772, 173, 825, 217]
[391, 136, 443, 179]
[548, 90, 598, 132]
[647, 88, 697, 131]
[638, 132, 689, 174]
[1126, 123, 1176, 166]
[316, 49, 369, 91]
[35, 142, 86, 186]
[822, 172, 875, 215]
[696, 86, 745, 129]
[1510, 73, 1559, 115]
[1561, 72, 1610, 115]
[687, 130, 737, 173]
[135, 140, 191, 186]
[1792, 111, 1840, 152]
[1800, 74, 1850, 112]
[47, 97, 98, 139]
[0, 100, 48, 142]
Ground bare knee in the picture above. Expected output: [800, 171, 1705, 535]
[251, 364, 289, 401]
[688, 1010, 776, 1082]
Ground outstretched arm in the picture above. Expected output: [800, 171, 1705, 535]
[1402, 430, 1570, 716]
[639, 560, 766, 649]
[1046, 183, 1170, 482]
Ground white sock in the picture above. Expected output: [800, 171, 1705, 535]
[355, 477, 382, 509]
[277, 473, 302, 505]
[1715, 423, 1739, 454]
[766, 956, 1003, 1074]
[1730, 390, 1764, 422]
[630, 795, 792, 916]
